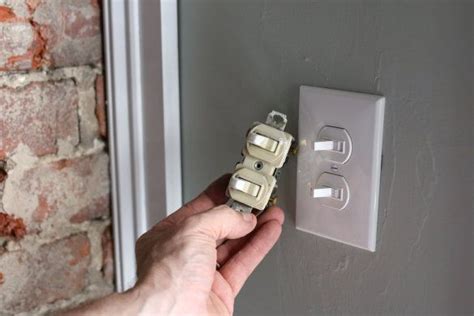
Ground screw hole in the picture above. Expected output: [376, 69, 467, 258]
[254, 161, 264, 170]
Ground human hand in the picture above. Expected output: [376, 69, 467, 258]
[65, 174, 284, 316]
[133, 174, 284, 315]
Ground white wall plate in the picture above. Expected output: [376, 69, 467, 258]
[296, 86, 385, 251]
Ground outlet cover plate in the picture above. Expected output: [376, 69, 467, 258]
[296, 86, 385, 251]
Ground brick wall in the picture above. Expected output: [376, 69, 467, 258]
[0, 0, 113, 314]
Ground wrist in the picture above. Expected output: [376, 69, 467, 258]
[129, 281, 176, 315]
[64, 287, 157, 315]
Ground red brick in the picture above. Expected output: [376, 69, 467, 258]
[0, 0, 102, 71]
[0, 1, 110, 313]
[2, 153, 110, 231]
[33, 194, 54, 222]
[0, 80, 79, 159]
[0, 20, 40, 70]
[0, 213, 26, 239]
[33, 0, 102, 68]
[95, 74, 107, 138]
[70, 194, 110, 223]
[101, 226, 114, 284]
[0, 1, 47, 71]
[0, 233, 91, 313]
[0, 6, 16, 21]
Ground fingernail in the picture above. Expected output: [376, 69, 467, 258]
[242, 212, 255, 222]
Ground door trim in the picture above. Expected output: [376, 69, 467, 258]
[103, 0, 182, 291]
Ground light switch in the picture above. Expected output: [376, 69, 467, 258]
[296, 86, 385, 252]
[313, 126, 352, 164]
[248, 133, 279, 153]
[229, 177, 261, 197]
[312, 172, 350, 210]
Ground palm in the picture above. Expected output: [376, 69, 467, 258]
[165, 175, 284, 315]
[208, 272, 233, 315]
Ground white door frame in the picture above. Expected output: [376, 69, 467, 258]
[103, 0, 182, 291]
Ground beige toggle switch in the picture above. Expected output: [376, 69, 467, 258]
[248, 133, 279, 153]
[227, 111, 293, 212]
[229, 177, 261, 197]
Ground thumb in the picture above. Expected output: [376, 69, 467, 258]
[183, 205, 257, 241]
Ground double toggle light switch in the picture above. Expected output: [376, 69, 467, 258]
[227, 111, 294, 213]
[296, 86, 385, 252]
[311, 126, 352, 210]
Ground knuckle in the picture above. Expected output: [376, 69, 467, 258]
[181, 214, 210, 238]
[183, 212, 221, 239]
[181, 215, 202, 231]
[177, 218, 216, 250]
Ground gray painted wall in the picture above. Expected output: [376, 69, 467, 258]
[179, 1, 473, 314]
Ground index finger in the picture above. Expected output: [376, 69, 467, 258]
[165, 174, 231, 224]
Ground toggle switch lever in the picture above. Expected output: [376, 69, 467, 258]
[311, 173, 350, 210]
[314, 126, 353, 164]
[229, 177, 261, 197]
[313, 140, 345, 153]
[312, 186, 343, 200]
[248, 133, 279, 153]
